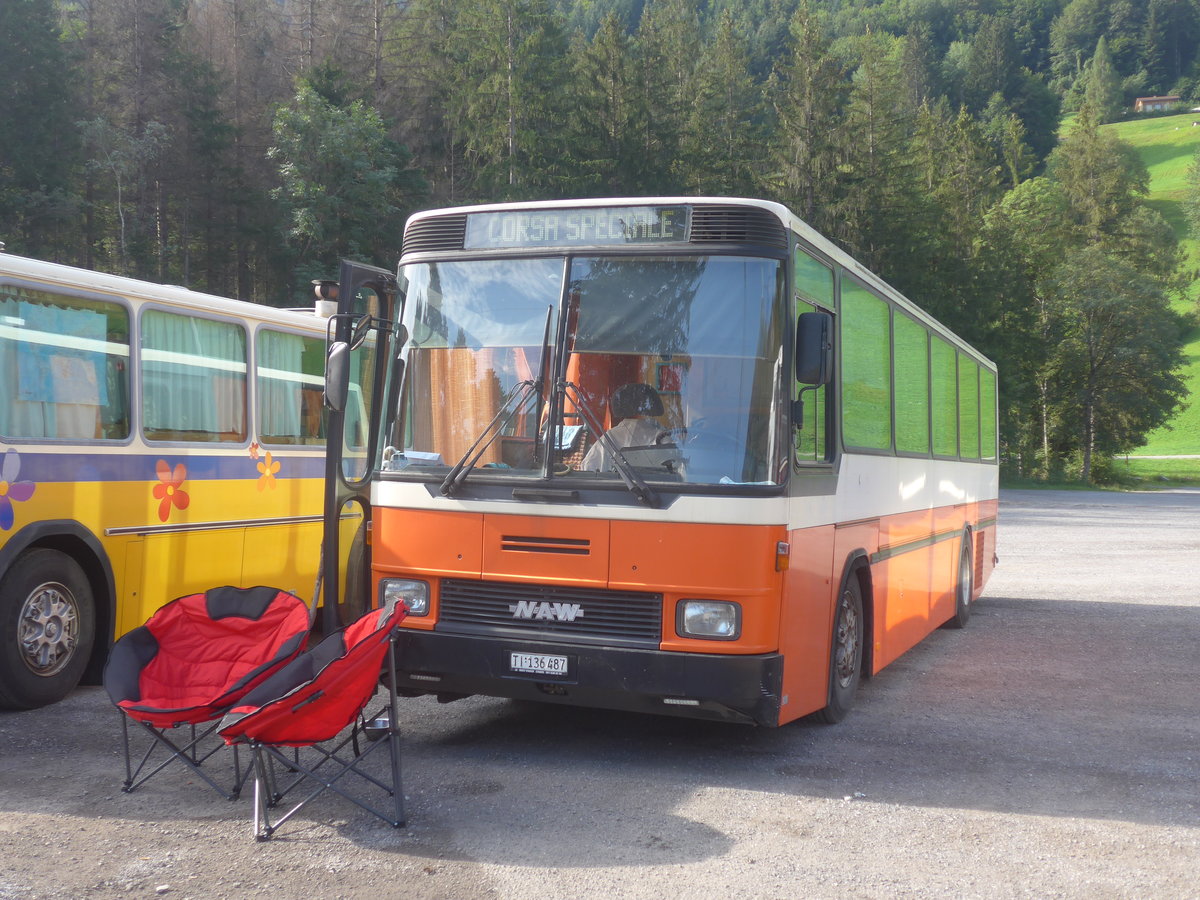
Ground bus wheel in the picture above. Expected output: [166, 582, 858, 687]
[943, 533, 973, 630]
[815, 574, 864, 724]
[0, 549, 96, 710]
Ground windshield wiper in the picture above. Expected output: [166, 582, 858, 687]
[440, 306, 554, 497]
[560, 381, 660, 508]
[439, 380, 540, 496]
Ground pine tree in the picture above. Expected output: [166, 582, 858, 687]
[963, 15, 1021, 113]
[564, 13, 647, 195]
[390, 0, 462, 204]
[635, 0, 702, 193]
[833, 29, 920, 273]
[1047, 104, 1151, 248]
[982, 94, 1037, 189]
[1141, 0, 1200, 94]
[160, 46, 240, 293]
[1049, 0, 1107, 94]
[444, 0, 570, 200]
[0, 0, 80, 258]
[680, 11, 765, 195]
[1080, 36, 1124, 125]
[764, 0, 846, 228]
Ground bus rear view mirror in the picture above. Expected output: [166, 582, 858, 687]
[325, 340, 350, 412]
[350, 315, 373, 351]
[796, 311, 832, 386]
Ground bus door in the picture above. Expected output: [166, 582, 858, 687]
[319, 260, 401, 633]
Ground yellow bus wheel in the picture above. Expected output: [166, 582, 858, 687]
[0, 549, 96, 710]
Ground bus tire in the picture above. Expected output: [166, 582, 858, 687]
[943, 532, 973, 630]
[0, 549, 96, 710]
[814, 573, 864, 724]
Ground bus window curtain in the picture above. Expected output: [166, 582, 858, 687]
[0, 295, 106, 439]
[142, 311, 246, 441]
[426, 348, 501, 466]
[257, 331, 316, 444]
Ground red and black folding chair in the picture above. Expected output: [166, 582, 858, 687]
[103, 585, 310, 800]
[217, 600, 406, 840]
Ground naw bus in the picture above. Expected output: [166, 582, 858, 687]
[0, 254, 366, 709]
[321, 197, 998, 726]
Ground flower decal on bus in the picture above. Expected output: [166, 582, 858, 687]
[153, 460, 190, 522]
[257, 451, 280, 491]
[0, 449, 37, 532]
[249, 442, 261, 460]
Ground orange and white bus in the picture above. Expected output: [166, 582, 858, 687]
[0, 253, 364, 709]
[326, 197, 998, 726]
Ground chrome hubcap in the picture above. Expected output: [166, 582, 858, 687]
[18, 582, 79, 677]
[833, 590, 860, 689]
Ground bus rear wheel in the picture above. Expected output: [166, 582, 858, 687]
[943, 532, 973, 630]
[814, 574, 864, 724]
[0, 549, 96, 710]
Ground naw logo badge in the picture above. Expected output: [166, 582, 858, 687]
[509, 600, 585, 622]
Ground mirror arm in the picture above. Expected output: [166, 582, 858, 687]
[791, 384, 817, 431]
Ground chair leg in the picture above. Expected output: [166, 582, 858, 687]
[119, 716, 243, 800]
[120, 713, 134, 791]
[252, 743, 274, 841]
[252, 735, 403, 838]
[386, 632, 406, 828]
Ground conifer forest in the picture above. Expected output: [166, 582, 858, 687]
[2, 0, 1198, 480]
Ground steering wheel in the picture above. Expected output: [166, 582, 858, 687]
[655, 428, 686, 446]
[659, 426, 744, 453]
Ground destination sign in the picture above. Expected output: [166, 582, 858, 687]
[464, 206, 690, 249]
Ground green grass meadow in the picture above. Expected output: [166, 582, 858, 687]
[1106, 114, 1200, 468]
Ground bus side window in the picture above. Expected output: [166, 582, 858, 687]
[0, 287, 130, 442]
[143, 310, 247, 443]
[793, 246, 834, 465]
[257, 329, 325, 446]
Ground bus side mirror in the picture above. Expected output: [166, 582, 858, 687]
[325, 340, 350, 412]
[796, 311, 832, 386]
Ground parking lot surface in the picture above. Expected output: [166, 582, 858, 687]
[1, 488, 1198, 899]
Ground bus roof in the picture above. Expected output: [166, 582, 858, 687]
[401, 197, 995, 371]
[0, 252, 330, 330]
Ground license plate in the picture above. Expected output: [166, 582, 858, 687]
[509, 651, 570, 677]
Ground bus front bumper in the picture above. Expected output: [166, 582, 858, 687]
[391, 630, 784, 726]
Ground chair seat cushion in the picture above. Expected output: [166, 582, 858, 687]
[104, 586, 309, 726]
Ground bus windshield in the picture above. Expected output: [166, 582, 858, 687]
[388, 254, 788, 489]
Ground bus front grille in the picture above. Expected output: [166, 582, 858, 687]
[438, 579, 662, 645]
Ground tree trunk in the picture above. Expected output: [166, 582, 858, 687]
[1081, 399, 1095, 483]
[1039, 378, 1050, 475]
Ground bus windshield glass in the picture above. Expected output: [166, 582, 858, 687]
[389, 254, 787, 489]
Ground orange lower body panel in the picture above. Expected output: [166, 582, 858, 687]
[371, 500, 996, 726]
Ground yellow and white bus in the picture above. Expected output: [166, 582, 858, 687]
[325, 197, 998, 726]
[0, 253, 357, 709]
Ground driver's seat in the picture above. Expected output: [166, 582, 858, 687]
[610, 383, 664, 420]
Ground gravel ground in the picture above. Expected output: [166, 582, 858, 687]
[1, 488, 1198, 899]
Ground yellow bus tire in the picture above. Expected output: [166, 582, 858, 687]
[0, 549, 96, 710]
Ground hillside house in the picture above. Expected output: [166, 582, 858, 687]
[1133, 95, 1182, 113]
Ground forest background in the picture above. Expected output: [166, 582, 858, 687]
[2, 0, 1199, 483]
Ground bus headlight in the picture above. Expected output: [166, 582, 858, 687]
[381, 579, 430, 616]
[676, 600, 741, 640]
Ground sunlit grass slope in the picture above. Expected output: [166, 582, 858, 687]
[1105, 114, 1200, 457]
